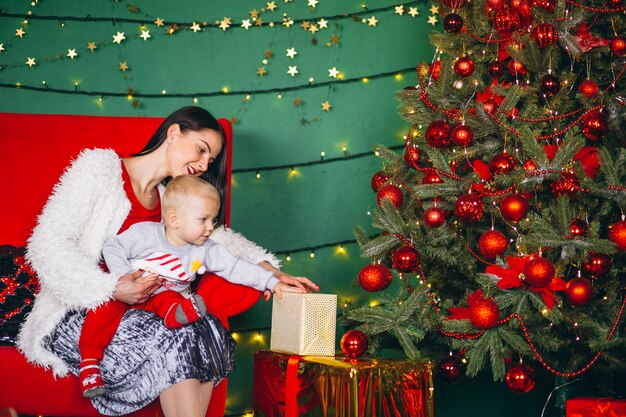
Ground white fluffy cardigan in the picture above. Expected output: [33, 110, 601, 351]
[18, 149, 279, 377]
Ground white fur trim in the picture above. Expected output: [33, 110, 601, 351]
[211, 226, 281, 268]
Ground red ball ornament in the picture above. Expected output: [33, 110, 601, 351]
[490, 152, 517, 175]
[489, 61, 506, 78]
[523, 160, 537, 172]
[609, 220, 626, 251]
[451, 124, 473, 147]
[565, 277, 594, 306]
[371, 171, 389, 192]
[607, 0, 623, 6]
[524, 257, 555, 288]
[340, 330, 368, 358]
[358, 264, 393, 292]
[506, 363, 536, 393]
[478, 230, 508, 258]
[487, 0, 505, 9]
[425, 120, 452, 148]
[422, 172, 443, 184]
[532, 0, 555, 12]
[494, 7, 521, 33]
[551, 172, 580, 198]
[500, 194, 529, 222]
[539, 74, 560, 96]
[610, 36, 626, 56]
[438, 356, 464, 383]
[376, 184, 404, 208]
[583, 253, 612, 278]
[442, 0, 468, 7]
[425, 206, 446, 228]
[482, 98, 499, 115]
[454, 57, 476, 77]
[470, 298, 500, 329]
[454, 194, 484, 222]
[404, 147, 421, 170]
[393, 245, 420, 273]
[508, 59, 527, 76]
[532, 23, 559, 48]
[443, 13, 464, 33]
[578, 79, 599, 99]
[570, 219, 588, 237]
[581, 111, 609, 141]
[429, 60, 442, 80]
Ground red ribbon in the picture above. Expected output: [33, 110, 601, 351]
[285, 354, 303, 417]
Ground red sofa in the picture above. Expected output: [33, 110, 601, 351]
[0, 112, 261, 417]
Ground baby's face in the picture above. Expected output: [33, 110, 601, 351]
[175, 194, 221, 245]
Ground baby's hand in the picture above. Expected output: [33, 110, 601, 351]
[267, 282, 305, 300]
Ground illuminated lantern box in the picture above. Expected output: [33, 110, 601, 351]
[566, 397, 626, 417]
[253, 350, 434, 417]
[270, 292, 337, 356]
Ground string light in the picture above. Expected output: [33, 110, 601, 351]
[255, 171, 261, 179]
[309, 251, 315, 258]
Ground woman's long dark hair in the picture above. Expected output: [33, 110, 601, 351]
[134, 106, 228, 225]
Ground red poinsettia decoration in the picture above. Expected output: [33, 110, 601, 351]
[475, 80, 519, 117]
[485, 256, 566, 309]
[543, 144, 600, 178]
[572, 24, 609, 53]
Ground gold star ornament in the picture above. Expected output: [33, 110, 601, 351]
[112, 31, 126, 44]
[16, 28, 26, 38]
[26, 57, 36, 67]
[67, 49, 77, 59]
[154, 18, 164, 27]
[119, 62, 129, 72]
[87, 42, 97, 52]
[321, 101, 331, 111]
[257, 67, 267, 76]
[428, 15, 438, 25]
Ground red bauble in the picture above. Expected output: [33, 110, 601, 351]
[487, 0, 505, 9]
[340, 330, 368, 358]
[523, 160, 537, 172]
[429, 60, 442, 80]
[506, 363, 536, 393]
[424, 206, 446, 228]
[358, 264, 393, 292]
[508, 59, 527, 76]
[551, 172, 580, 198]
[425, 120, 452, 148]
[470, 298, 500, 329]
[532, 23, 559, 48]
[438, 356, 464, 383]
[454, 194, 484, 222]
[376, 184, 404, 208]
[610, 36, 626, 56]
[524, 257, 555, 288]
[404, 147, 421, 170]
[478, 230, 508, 258]
[565, 277, 594, 306]
[443, 13, 464, 33]
[500, 194, 529, 222]
[393, 245, 420, 273]
[539, 74, 560, 96]
[494, 7, 521, 33]
[581, 111, 609, 141]
[532, 0, 555, 12]
[609, 220, 626, 251]
[488, 61, 505, 78]
[371, 171, 389, 192]
[607, 0, 623, 6]
[490, 152, 517, 175]
[451, 124, 473, 147]
[578, 79, 599, 99]
[482, 98, 499, 115]
[422, 172, 443, 184]
[454, 57, 476, 77]
[583, 252, 612, 278]
[570, 219, 588, 237]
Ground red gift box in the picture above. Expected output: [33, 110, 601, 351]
[566, 397, 626, 417]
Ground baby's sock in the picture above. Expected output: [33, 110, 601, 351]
[164, 295, 207, 329]
[79, 358, 106, 398]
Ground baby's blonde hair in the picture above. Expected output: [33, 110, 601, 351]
[161, 175, 220, 217]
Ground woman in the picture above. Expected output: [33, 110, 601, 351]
[18, 106, 318, 417]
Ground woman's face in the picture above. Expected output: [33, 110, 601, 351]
[166, 126, 223, 178]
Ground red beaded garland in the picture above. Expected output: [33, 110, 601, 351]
[532, 0, 555, 12]
[358, 264, 393, 292]
[494, 7, 521, 32]
[376, 184, 404, 208]
[583, 252, 612, 278]
[425, 120, 453, 148]
[393, 245, 420, 272]
[425, 206, 446, 228]
[490, 152, 517, 174]
[451, 124, 473, 147]
[532, 23, 559, 48]
[578, 79, 599, 98]
[608, 220, 626, 250]
[340, 330, 369, 358]
[478, 230, 508, 258]
[454, 194, 484, 222]
[454, 56, 476, 77]
[524, 257, 555, 288]
[506, 363, 536, 393]
[442, 0, 468, 7]
[500, 194, 529, 221]
[404, 147, 421, 170]
[565, 277, 594, 306]
[371, 171, 389, 192]
[470, 298, 500, 329]
[581, 110, 609, 141]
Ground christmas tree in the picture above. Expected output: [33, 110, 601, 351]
[347, 0, 626, 394]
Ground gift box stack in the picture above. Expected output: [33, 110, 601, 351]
[257, 292, 434, 417]
[566, 397, 626, 417]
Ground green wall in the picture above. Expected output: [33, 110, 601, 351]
[0, 1, 563, 416]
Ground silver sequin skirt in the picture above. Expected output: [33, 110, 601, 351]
[44, 308, 236, 416]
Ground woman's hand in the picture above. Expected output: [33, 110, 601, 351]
[113, 270, 163, 305]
